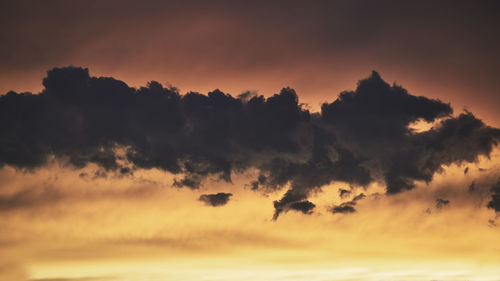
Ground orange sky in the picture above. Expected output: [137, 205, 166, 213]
[1, 1, 500, 280]
[1, 151, 499, 280]
[1, 1, 500, 125]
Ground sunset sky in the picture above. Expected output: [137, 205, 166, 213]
[1, 1, 500, 281]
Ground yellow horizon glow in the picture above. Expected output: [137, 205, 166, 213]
[0, 149, 499, 280]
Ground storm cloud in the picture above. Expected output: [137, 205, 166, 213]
[1, 67, 500, 219]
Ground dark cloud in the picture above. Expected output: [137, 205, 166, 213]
[330, 193, 366, 214]
[199, 192, 233, 207]
[487, 178, 500, 212]
[352, 193, 366, 202]
[282, 200, 316, 217]
[338, 188, 351, 199]
[331, 202, 356, 214]
[322, 72, 500, 194]
[1, 67, 499, 219]
[272, 189, 309, 220]
[249, 175, 267, 191]
[436, 198, 450, 209]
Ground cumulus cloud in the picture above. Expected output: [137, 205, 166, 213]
[199, 192, 233, 207]
[1, 67, 499, 219]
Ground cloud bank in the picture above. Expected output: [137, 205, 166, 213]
[1, 67, 499, 218]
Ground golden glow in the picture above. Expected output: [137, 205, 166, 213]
[0, 149, 499, 280]
[2, 3, 500, 280]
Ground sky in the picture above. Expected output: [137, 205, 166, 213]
[1, 1, 500, 280]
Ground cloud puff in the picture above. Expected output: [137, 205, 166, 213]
[338, 188, 351, 199]
[1, 67, 499, 219]
[487, 178, 500, 212]
[331, 203, 356, 214]
[321, 72, 499, 194]
[199, 192, 233, 207]
[330, 193, 366, 214]
[272, 199, 316, 219]
[288, 200, 315, 214]
[436, 198, 450, 209]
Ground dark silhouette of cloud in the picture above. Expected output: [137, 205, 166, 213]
[320, 72, 500, 194]
[199, 192, 233, 207]
[330, 193, 366, 214]
[338, 188, 351, 199]
[286, 200, 315, 216]
[352, 193, 366, 202]
[487, 178, 500, 212]
[436, 198, 450, 209]
[1, 67, 499, 219]
[331, 202, 356, 214]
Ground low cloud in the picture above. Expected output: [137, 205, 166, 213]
[331, 203, 356, 214]
[338, 188, 351, 199]
[289, 200, 315, 214]
[330, 193, 366, 214]
[436, 198, 450, 209]
[1, 67, 499, 219]
[487, 178, 500, 212]
[199, 192, 233, 207]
